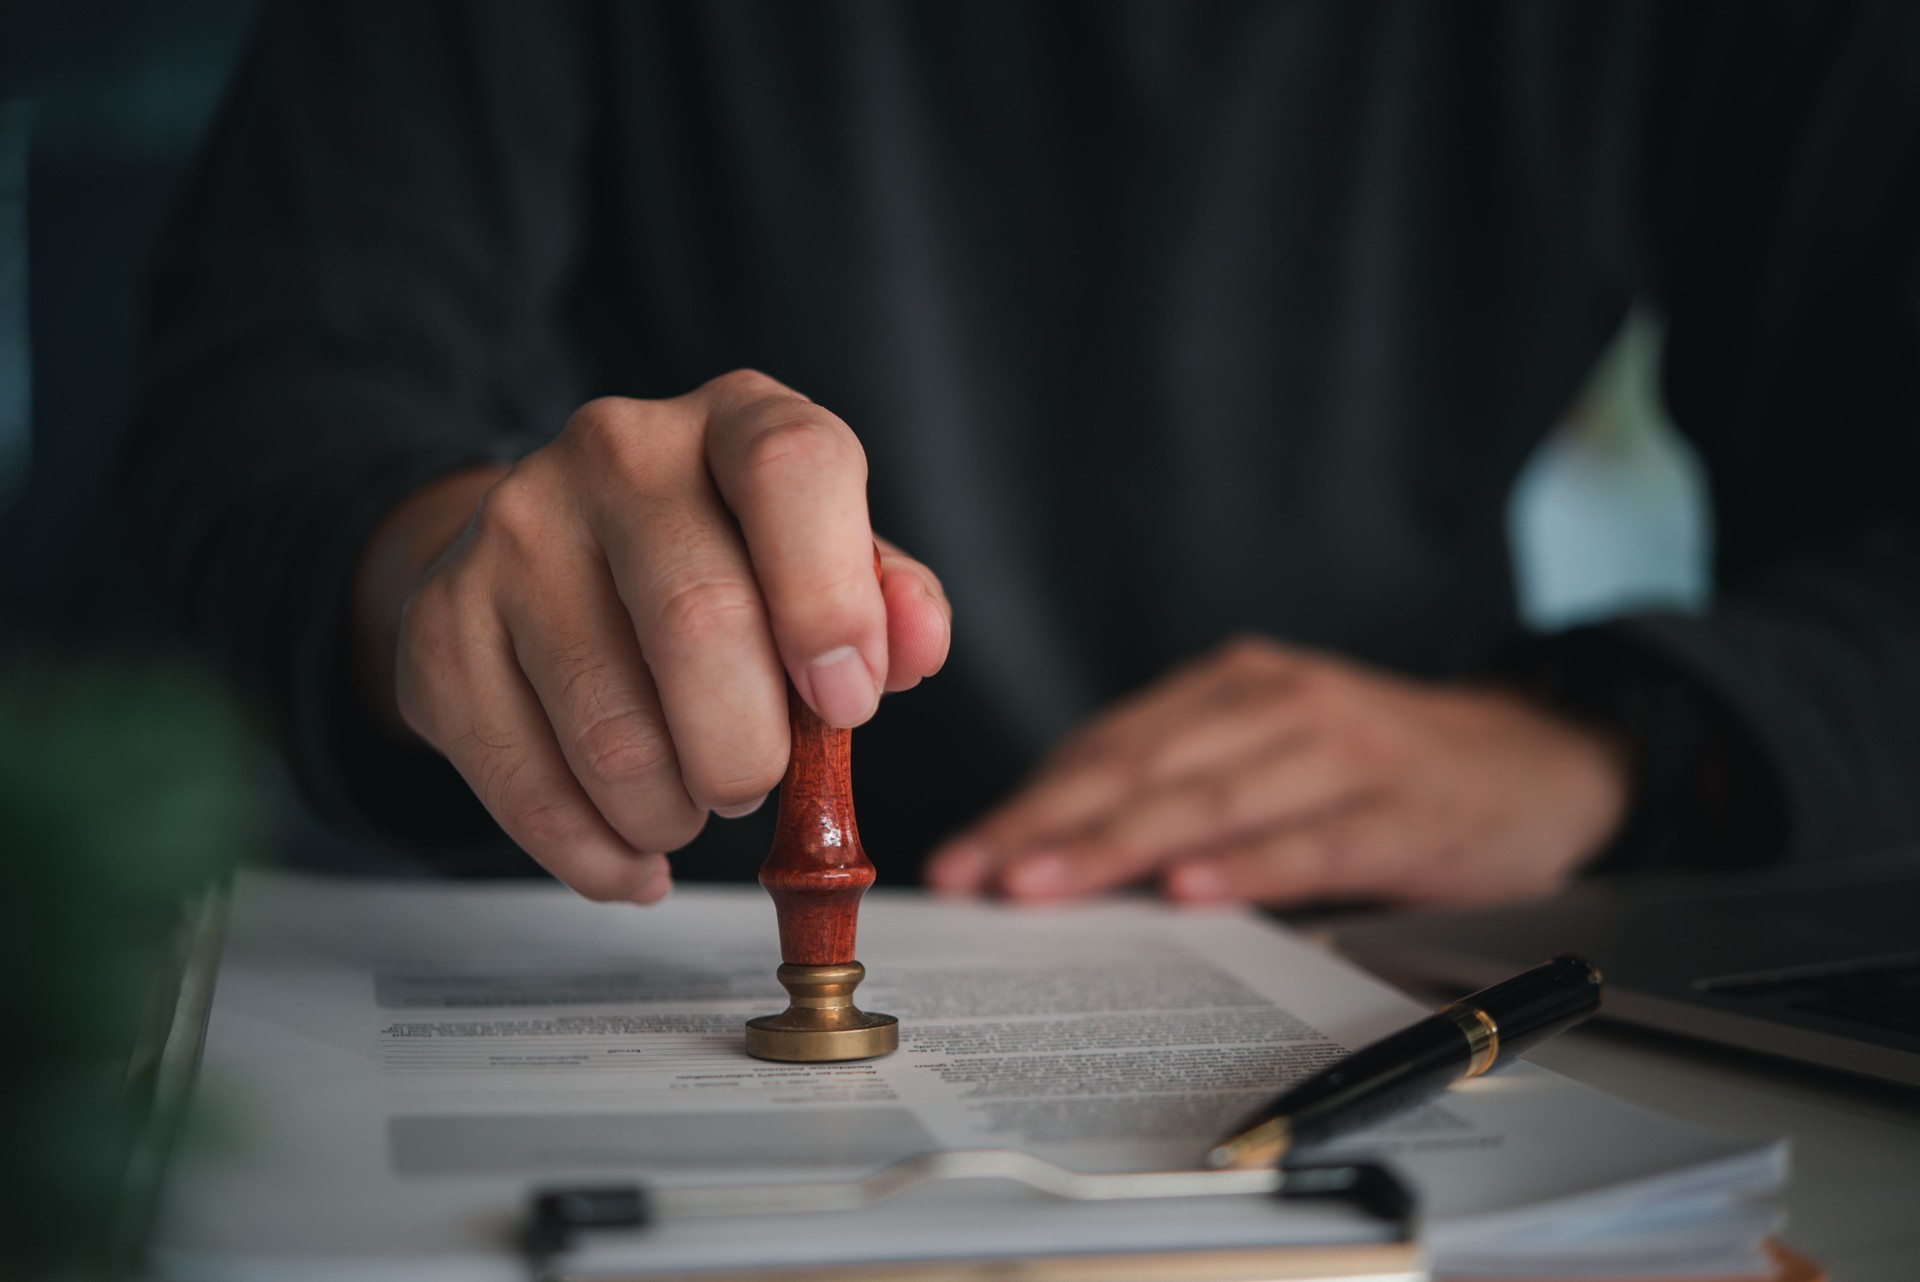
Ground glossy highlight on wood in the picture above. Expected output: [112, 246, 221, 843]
[759, 686, 875, 966]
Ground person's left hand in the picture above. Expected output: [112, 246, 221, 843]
[924, 637, 1630, 907]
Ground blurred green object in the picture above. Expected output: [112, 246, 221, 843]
[0, 642, 262, 1279]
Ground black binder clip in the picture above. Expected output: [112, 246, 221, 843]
[522, 1153, 1418, 1278]
[1277, 1160, 1418, 1240]
[522, 1184, 649, 1263]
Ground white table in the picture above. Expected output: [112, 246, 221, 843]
[1526, 1022, 1920, 1281]
[1343, 962, 1920, 1282]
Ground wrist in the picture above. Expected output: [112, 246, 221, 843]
[1485, 632, 1780, 872]
[350, 464, 511, 731]
[1534, 694, 1633, 863]
[1474, 684, 1634, 869]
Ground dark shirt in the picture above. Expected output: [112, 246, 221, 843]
[125, 1, 1920, 885]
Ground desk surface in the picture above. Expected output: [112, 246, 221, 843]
[1427, 997, 1920, 1281]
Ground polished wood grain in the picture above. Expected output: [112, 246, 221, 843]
[758, 553, 890, 966]
[760, 685, 875, 965]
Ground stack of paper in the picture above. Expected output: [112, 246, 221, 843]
[148, 872, 1785, 1278]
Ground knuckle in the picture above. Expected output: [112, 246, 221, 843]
[411, 571, 499, 649]
[394, 596, 477, 738]
[564, 398, 704, 490]
[651, 573, 762, 646]
[573, 712, 676, 786]
[471, 471, 552, 549]
[703, 367, 787, 399]
[736, 413, 863, 485]
[564, 395, 639, 442]
[503, 791, 581, 859]
[564, 399, 657, 477]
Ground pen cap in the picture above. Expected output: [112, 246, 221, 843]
[1476, 954, 1603, 1064]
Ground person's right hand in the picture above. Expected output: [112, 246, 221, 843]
[350, 370, 952, 904]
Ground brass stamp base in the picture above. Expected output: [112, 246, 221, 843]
[744, 961, 899, 1062]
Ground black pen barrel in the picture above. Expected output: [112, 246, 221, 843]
[1479, 954, 1603, 1066]
[1279, 1019, 1473, 1148]
[1207, 954, 1605, 1168]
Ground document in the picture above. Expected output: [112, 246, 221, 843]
[151, 872, 1783, 1278]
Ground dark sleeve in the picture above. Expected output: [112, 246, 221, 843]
[1518, 2, 1920, 870]
[121, 1, 599, 861]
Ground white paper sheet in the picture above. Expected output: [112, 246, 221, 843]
[151, 872, 1783, 1278]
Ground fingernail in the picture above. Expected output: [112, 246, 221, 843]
[714, 795, 767, 820]
[1004, 852, 1069, 898]
[927, 840, 990, 893]
[807, 645, 880, 727]
[1167, 862, 1227, 902]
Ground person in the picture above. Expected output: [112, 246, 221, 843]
[123, 2, 1920, 910]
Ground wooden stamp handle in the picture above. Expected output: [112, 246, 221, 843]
[758, 549, 885, 966]
[759, 689, 873, 965]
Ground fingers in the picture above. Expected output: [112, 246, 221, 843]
[927, 648, 1306, 894]
[594, 492, 791, 815]
[501, 557, 730, 845]
[877, 538, 951, 693]
[920, 629, 1620, 910]
[397, 593, 675, 905]
[994, 733, 1369, 900]
[558, 396, 794, 815]
[389, 375, 952, 909]
[1161, 807, 1402, 906]
[700, 372, 889, 727]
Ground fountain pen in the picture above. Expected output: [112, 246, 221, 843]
[1205, 953, 1603, 1170]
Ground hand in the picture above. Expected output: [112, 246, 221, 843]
[924, 637, 1627, 907]
[352, 370, 951, 903]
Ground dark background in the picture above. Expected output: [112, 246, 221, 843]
[0, 0, 1706, 876]
[0, 4, 1708, 1273]
[3, 0, 257, 632]
[3, 6, 287, 1273]
[1, 0, 431, 874]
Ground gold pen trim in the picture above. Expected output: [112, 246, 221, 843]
[1202, 1115, 1291, 1170]
[1441, 1002, 1499, 1078]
